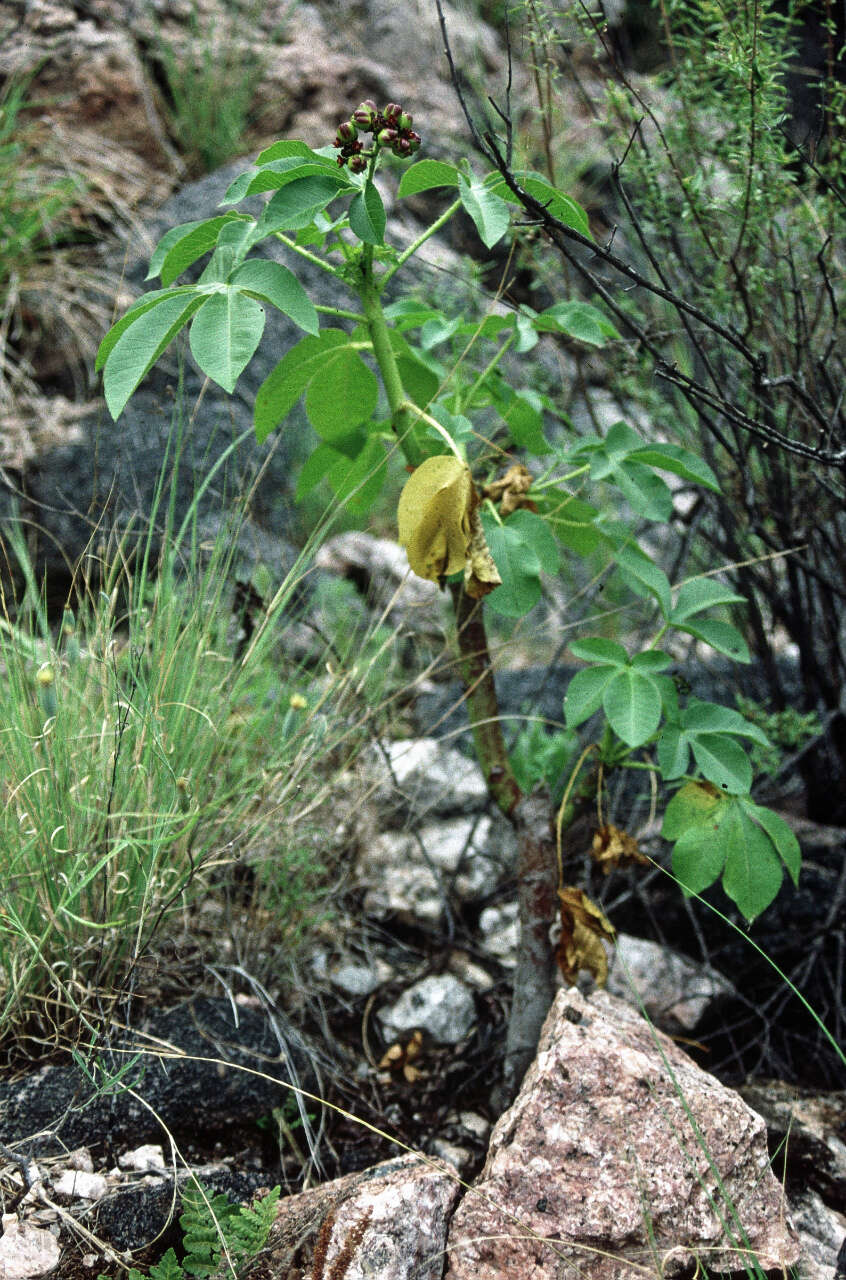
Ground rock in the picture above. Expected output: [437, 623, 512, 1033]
[0, 996, 315, 1155]
[378, 975, 475, 1046]
[241, 1154, 460, 1280]
[737, 1080, 846, 1211]
[0, 1215, 61, 1280]
[361, 814, 517, 924]
[478, 901, 519, 966]
[328, 959, 395, 998]
[94, 1163, 265, 1252]
[369, 739, 488, 819]
[789, 1190, 846, 1280]
[607, 933, 737, 1033]
[117, 1145, 166, 1173]
[51, 1170, 108, 1201]
[316, 531, 443, 631]
[445, 988, 799, 1280]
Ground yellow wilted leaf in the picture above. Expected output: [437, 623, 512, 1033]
[555, 887, 616, 987]
[398, 455, 474, 581]
[591, 823, 649, 875]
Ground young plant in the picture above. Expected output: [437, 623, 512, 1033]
[97, 104, 801, 1098]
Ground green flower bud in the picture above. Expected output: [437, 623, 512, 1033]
[377, 127, 398, 145]
[348, 154, 368, 173]
[353, 100, 378, 128]
[335, 120, 358, 145]
[398, 112, 413, 131]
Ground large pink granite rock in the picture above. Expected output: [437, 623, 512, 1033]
[445, 988, 799, 1280]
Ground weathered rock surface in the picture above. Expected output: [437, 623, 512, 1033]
[445, 987, 799, 1280]
[0, 1215, 61, 1280]
[378, 975, 476, 1046]
[0, 997, 313, 1155]
[361, 814, 517, 925]
[242, 1154, 460, 1280]
[607, 933, 737, 1033]
[369, 738, 489, 820]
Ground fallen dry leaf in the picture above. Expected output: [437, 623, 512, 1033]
[555, 887, 616, 987]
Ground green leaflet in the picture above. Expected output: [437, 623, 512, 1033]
[253, 330, 349, 443]
[458, 172, 510, 249]
[188, 289, 266, 393]
[102, 292, 206, 420]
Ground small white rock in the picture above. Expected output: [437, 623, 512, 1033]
[52, 1170, 108, 1200]
[117, 1145, 166, 1173]
[378, 974, 475, 1045]
[64, 1149, 93, 1173]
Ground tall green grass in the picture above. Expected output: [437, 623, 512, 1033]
[0, 449, 378, 1053]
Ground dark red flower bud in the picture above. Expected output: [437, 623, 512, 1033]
[377, 127, 398, 145]
[336, 154, 347, 167]
[348, 154, 368, 173]
[383, 102, 403, 125]
[393, 137, 412, 157]
[406, 131, 421, 152]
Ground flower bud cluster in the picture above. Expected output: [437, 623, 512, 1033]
[335, 100, 421, 168]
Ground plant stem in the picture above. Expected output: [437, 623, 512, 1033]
[382, 197, 462, 286]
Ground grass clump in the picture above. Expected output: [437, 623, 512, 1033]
[0, 488, 372, 1056]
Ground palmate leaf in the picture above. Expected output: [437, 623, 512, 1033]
[146, 213, 248, 285]
[304, 346, 379, 441]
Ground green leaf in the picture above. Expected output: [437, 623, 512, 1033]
[253, 330, 348, 443]
[148, 1248, 183, 1280]
[257, 176, 348, 233]
[741, 801, 801, 885]
[254, 139, 329, 164]
[398, 159, 460, 195]
[327, 434, 387, 513]
[188, 289, 265, 393]
[382, 300, 445, 330]
[494, 386, 549, 455]
[689, 732, 753, 793]
[657, 725, 689, 778]
[628, 443, 721, 494]
[486, 174, 592, 239]
[294, 440, 348, 500]
[395, 353, 439, 410]
[671, 577, 747, 623]
[672, 821, 728, 896]
[533, 490, 601, 554]
[661, 779, 726, 840]
[102, 292, 205, 420]
[506, 509, 559, 573]
[484, 519, 543, 618]
[681, 699, 770, 744]
[613, 460, 674, 520]
[229, 259, 318, 333]
[569, 637, 628, 665]
[96, 286, 198, 371]
[631, 650, 673, 674]
[147, 214, 246, 285]
[238, 157, 346, 199]
[679, 618, 751, 663]
[348, 181, 386, 245]
[615, 545, 672, 616]
[602, 667, 663, 747]
[458, 172, 510, 249]
[305, 346, 379, 441]
[563, 665, 615, 727]
[720, 804, 784, 920]
[534, 300, 617, 345]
